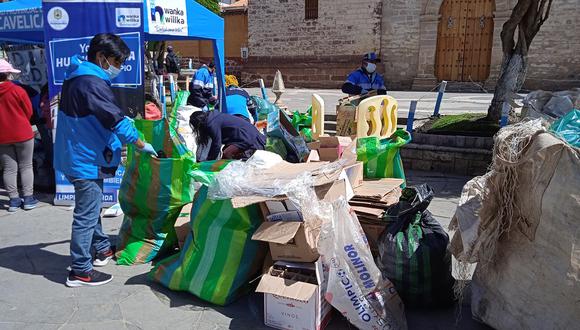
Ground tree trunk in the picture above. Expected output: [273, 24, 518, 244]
[487, 52, 528, 122]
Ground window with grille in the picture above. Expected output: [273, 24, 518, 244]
[305, 0, 318, 20]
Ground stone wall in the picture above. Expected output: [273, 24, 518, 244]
[245, 0, 580, 90]
[401, 133, 493, 176]
[244, 0, 383, 88]
[524, 0, 580, 90]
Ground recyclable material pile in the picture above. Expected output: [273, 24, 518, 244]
[115, 95, 460, 330]
[451, 117, 580, 329]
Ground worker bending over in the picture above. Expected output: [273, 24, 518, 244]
[187, 61, 216, 109]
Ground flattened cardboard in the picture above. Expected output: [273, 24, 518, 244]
[354, 178, 404, 200]
[343, 162, 364, 188]
[306, 149, 320, 162]
[256, 274, 318, 302]
[252, 222, 302, 244]
[351, 205, 385, 218]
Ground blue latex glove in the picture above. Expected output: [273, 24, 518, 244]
[138, 143, 158, 157]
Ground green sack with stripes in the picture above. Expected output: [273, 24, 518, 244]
[149, 185, 266, 306]
[116, 119, 196, 265]
[357, 129, 411, 186]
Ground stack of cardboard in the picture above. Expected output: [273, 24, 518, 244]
[222, 160, 354, 330]
[350, 178, 403, 253]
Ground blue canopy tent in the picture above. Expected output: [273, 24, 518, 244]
[0, 0, 43, 44]
[144, 1, 226, 106]
[0, 0, 226, 107]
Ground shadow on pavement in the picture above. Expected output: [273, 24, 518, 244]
[125, 272, 271, 329]
[0, 240, 70, 285]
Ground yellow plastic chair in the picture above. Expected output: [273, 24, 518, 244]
[311, 93, 325, 139]
[356, 95, 398, 138]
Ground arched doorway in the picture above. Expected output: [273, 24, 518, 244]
[435, 0, 495, 82]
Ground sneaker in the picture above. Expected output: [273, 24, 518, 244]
[93, 246, 115, 267]
[8, 198, 22, 212]
[23, 196, 39, 210]
[65, 269, 113, 287]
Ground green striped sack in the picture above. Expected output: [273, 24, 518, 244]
[168, 90, 191, 130]
[116, 119, 196, 265]
[149, 185, 266, 306]
[357, 129, 411, 186]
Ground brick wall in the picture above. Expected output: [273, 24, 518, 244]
[245, 0, 579, 90]
[244, 0, 383, 88]
[525, 0, 580, 90]
[380, 0, 422, 90]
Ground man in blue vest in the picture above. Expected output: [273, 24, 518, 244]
[187, 61, 216, 109]
[342, 52, 387, 96]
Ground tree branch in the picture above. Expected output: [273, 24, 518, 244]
[500, 0, 533, 55]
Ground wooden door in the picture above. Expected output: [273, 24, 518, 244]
[435, 0, 495, 81]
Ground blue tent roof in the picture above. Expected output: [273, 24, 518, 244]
[0, 0, 44, 44]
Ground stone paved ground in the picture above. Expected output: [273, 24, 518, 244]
[0, 170, 489, 329]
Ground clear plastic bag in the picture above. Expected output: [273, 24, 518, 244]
[319, 198, 407, 330]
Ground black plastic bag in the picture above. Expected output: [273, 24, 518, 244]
[378, 184, 455, 307]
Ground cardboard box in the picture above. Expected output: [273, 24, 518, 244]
[252, 180, 351, 263]
[174, 203, 192, 249]
[252, 213, 319, 263]
[257, 259, 333, 330]
[317, 136, 353, 161]
[359, 220, 390, 254]
[342, 162, 364, 188]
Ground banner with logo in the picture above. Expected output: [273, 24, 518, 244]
[43, 0, 144, 116]
[4, 45, 47, 92]
[54, 167, 125, 207]
[146, 0, 188, 36]
[43, 0, 144, 206]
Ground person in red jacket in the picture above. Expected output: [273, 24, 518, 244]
[0, 59, 39, 212]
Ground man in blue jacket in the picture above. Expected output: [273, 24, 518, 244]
[187, 61, 216, 109]
[342, 52, 387, 96]
[55, 33, 157, 287]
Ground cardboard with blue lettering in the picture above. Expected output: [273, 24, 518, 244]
[256, 259, 333, 330]
[54, 167, 125, 207]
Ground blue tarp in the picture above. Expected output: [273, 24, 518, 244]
[0, 0, 43, 44]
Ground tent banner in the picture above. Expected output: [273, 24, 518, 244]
[0, 7, 43, 33]
[54, 167, 125, 207]
[4, 45, 47, 91]
[48, 32, 142, 87]
[146, 0, 188, 36]
[43, 0, 144, 115]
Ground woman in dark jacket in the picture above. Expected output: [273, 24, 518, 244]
[190, 111, 265, 161]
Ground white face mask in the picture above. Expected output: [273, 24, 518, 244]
[101, 58, 121, 80]
[365, 62, 376, 73]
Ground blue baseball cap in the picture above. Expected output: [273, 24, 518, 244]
[362, 52, 381, 62]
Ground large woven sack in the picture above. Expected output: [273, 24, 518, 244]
[149, 185, 266, 305]
[116, 119, 196, 265]
[470, 133, 580, 329]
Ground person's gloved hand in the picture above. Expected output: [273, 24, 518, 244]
[138, 143, 158, 157]
[360, 89, 369, 95]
